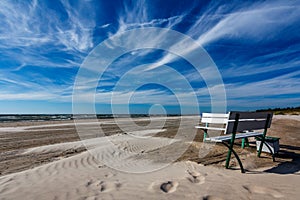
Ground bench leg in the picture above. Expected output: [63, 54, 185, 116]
[263, 141, 276, 162]
[241, 138, 249, 148]
[245, 138, 250, 147]
[225, 113, 241, 171]
[222, 142, 245, 173]
[257, 136, 276, 162]
[241, 138, 245, 148]
[203, 132, 207, 142]
[257, 136, 265, 158]
[203, 123, 209, 142]
[257, 114, 274, 162]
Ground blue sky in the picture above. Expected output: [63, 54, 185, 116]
[0, 0, 300, 114]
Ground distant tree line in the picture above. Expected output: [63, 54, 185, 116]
[256, 106, 300, 115]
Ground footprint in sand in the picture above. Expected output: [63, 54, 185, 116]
[85, 179, 122, 192]
[187, 170, 205, 184]
[203, 195, 224, 200]
[85, 179, 93, 187]
[104, 172, 115, 178]
[97, 180, 122, 192]
[243, 185, 284, 198]
[160, 181, 179, 193]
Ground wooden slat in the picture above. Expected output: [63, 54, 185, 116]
[205, 132, 263, 142]
[229, 111, 273, 120]
[202, 113, 229, 118]
[205, 135, 232, 142]
[201, 117, 228, 124]
[235, 132, 264, 139]
[227, 120, 269, 133]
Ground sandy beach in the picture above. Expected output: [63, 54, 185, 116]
[1, 0, 300, 199]
[0, 115, 299, 200]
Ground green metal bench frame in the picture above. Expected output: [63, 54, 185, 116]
[196, 111, 275, 173]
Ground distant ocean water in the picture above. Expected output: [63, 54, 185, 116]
[0, 114, 180, 122]
[0, 114, 73, 122]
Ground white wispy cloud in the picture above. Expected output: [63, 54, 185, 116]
[225, 70, 300, 99]
[0, 0, 95, 66]
[1, 0, 299, 111]
[100, 23, 110, 28]
[0, 0, 98, 104]
[77, 0, 299, 108]
[193, 1, 300, 45]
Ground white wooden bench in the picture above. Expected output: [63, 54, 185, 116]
[196, 112, 251, 148]
[195, 111, 274, 173]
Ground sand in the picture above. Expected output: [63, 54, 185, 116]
[0, 115, 299, 199]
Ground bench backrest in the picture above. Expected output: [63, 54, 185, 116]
[226, 111, 273, 134]
[201, 111, 273, 134]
